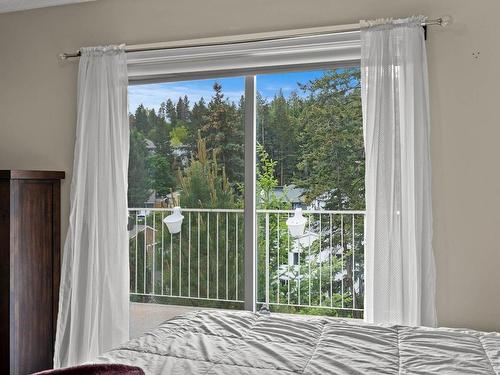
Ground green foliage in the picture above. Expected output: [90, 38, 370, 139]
[133, 104, 151, 134]
[176, 96, 190, 122]
[258, 90, 298, 185]
[128, 69, 365, 317]
[201, 83, 244, 185]
[128, 129, 150, 207]
[164, 99, 177, 125]
[295, 68, 364, 210]
[177, 136, 240, 209]
[170, 124, 189, 147]
[148, 153, 175, 197]
[256, 143, 290, 210]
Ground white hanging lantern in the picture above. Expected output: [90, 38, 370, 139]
[163, 206, 184, 234]
[286, 208, 307, 237]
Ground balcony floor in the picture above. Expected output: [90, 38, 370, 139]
[130, 302, 215, 338]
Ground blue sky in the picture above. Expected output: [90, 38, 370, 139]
[128, 70, 327, 113]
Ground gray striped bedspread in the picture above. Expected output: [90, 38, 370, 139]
[95, 310, 500, 374]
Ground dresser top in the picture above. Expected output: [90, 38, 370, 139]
[0, 170, 65, 180]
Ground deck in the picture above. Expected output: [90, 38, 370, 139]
[130, 302, 213, 338]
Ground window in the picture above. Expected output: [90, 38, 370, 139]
[128, 77, 246, 316]
[126, 31, 364, 335]
[254, 69, 364, 317]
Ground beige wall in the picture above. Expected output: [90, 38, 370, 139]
[1, 0, 499, 332]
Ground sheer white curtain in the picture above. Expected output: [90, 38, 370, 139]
[54, 45, 130, 367]
[361, 16, 437, 327]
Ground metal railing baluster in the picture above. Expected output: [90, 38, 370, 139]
[207, 212, 210, 299]
[143, 212, 147, 294]
[226, 212, 229, 301]
[277, 212, 280, 304]
[216, 212, 219, 300]
[308, 214, 311, 307]
[179, 222, 182, 296]
[188, 212, 191, 298]
[265, 212, 270, 308]
[126, 208, 365, 316]
[341, 214, 344, 309]
[135, 211, 138, 294]
[152, 211, 156, 294]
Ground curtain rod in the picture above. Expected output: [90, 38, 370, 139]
[59, 16, 451, 60]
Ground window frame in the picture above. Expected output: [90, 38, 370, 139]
[126, 32, 361, 312]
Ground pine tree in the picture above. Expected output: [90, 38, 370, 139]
[177, 136, 238, 209]
[269, 90, 296, 185]
[256, 92, 270, 147]
[128, 129, 150, 207]
[176, 96, 190, 122]
[148, 153, 175, 197]
[201, 82, 244, 185]
[134, 104, 150, 134]
[149, 113, 172, 157]
[187, 98, 208, 155]
[295, 68, 364, 210]
[165, 99, 177, 125]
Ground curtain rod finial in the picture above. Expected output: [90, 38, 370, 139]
[439, 15, 452, 27]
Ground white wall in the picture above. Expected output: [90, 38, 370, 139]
[1, 0, 499, 332]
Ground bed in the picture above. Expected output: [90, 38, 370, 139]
[95, 310, 500, 374]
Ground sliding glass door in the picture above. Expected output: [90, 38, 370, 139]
[127, 77, 247, 337]
[254, 68, 365, 319]
[126, 66, 365, 332]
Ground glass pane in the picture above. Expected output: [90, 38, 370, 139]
[127, 77, 245, 336]
[255, 68, 365, 318]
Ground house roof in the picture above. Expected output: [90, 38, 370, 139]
[128, 224, 157, 239]
[273, 184, 305, 203]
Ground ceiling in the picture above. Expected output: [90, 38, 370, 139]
[0, 0, 96, 13]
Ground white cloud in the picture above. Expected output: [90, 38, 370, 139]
[128, 83, 244, 113]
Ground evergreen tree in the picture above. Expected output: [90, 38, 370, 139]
[165, 99, 177, 125]
[268, 90, 297, 185]
[192, 97, 208, 127]
[201, 82, 244, 185]
[187, 98, 208, 154]
[128, 129, 150, 207]
[176, 95, 191, 122]
[148, 153, 175, 197]
[295, 68, 364, 210]
[134, 104, 150, 134]
[177, 136, 238, 209]
[256, 92, 270, 147]
[147, 108, 172, 159]
[158, 101, 167, 120]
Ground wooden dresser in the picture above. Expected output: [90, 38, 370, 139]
[0, 170, 65, 375]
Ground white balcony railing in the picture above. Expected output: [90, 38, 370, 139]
[128, 207, 365, 318]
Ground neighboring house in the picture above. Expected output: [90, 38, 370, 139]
[128, 224, 158, 248]
[307, 190, 331, 210]
[144, 190, 157, 208]
[272, 185, 306, 209]
[144, 189, 183, 209]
